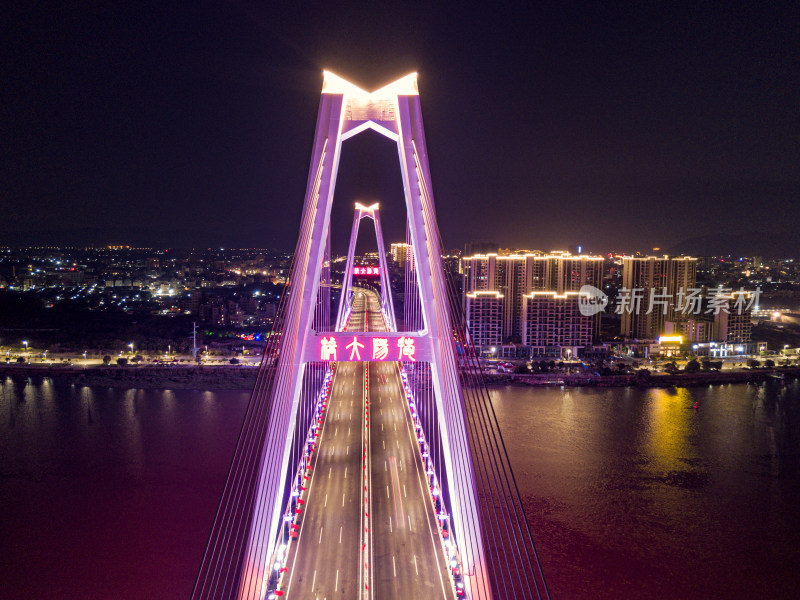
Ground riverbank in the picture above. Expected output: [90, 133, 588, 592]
[483, 367, 800, 387]
[0, 364, 258, 390]
[2, 363, 799, 390]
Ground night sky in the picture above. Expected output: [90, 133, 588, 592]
[2, 1, 798, 254]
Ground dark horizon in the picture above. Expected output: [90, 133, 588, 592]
[2, 2, 798, 254]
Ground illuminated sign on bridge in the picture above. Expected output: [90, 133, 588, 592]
[353, 265, 380, 276]
[304, 332, 430, 362]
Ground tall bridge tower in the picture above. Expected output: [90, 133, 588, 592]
[192, 72, 549, 600]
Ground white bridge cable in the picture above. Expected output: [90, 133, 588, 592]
[411, 138, 550, 599]
[239, 155, 328, 600]
[436, 226, 551, 600]
[191, 142, 328, 599]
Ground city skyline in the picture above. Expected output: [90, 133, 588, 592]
[3, 2, 798, 253]
[3, 7, 800, 599]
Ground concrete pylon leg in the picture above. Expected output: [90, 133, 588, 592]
[236, 72, 491, 600]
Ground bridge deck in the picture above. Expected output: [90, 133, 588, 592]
[283, 288, 454, 599]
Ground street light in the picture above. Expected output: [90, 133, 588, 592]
[128, 342, 134, 354]
[23, 340, 28, 353]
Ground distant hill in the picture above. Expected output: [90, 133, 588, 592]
[667, 230, 800, 258]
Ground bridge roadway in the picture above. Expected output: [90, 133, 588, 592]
[283, 289, 454, 599]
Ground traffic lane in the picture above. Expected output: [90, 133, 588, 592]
[361, 289, 451, 597]
[284, 361, 364, 599]
[285, 292, 371, 597]
[368, 360, 454, 600]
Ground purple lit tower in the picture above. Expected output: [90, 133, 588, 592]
[336, 202, 397, 332]
[239, 72, 490, 599]
[193, 73, 549, 600]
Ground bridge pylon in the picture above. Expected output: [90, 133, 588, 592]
[336, 202, 397, 332]
[192, 72, 549, 600]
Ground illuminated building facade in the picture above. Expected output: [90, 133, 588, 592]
[522, 292, 593, 357]
[462, 251, 603, 351]
[712, 290, 753, 344]
[465, 291, 504, 349]
[390, 242, 413, 267]
[620, 256, 697, 340]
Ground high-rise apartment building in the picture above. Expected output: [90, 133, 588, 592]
[390, 243, 413, 267]
[712, 290, 753, 344]
[462, 251, 603, 355]
[465, 291, 504, 349]
[620, 256, 697, 340]
[522, 292, 593, 357]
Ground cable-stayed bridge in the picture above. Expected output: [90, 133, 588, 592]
[191, 72, 550, 600]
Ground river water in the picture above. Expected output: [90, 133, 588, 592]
[1, 377, 799, 599]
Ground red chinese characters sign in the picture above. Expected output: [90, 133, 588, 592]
[314, 335, 420, 362]
[353, 266, 380, 276]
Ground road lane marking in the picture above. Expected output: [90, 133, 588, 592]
[389, 515, 393, 532]
[414, 554, 419, 575]
[335, 569, 339, 591]
[328, 467, 331, 479]
[385, 460, 387, 471]
[393, 555, 396, 577]
[324, 493, 328, 507]
[319, 527, 323, 544]
[283, 361, 338, 600]
[311, 569, 316, 592]
[408, 514, 413, 532]
[344, 466, 347, 479]
[399, 368, 451, 600]
[382, 440, 385, 449]
[389, 455, 406, 528]
[386, 485, 389, 498]
[339, 526, 342, 543]
[342, 493, 345, 507]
